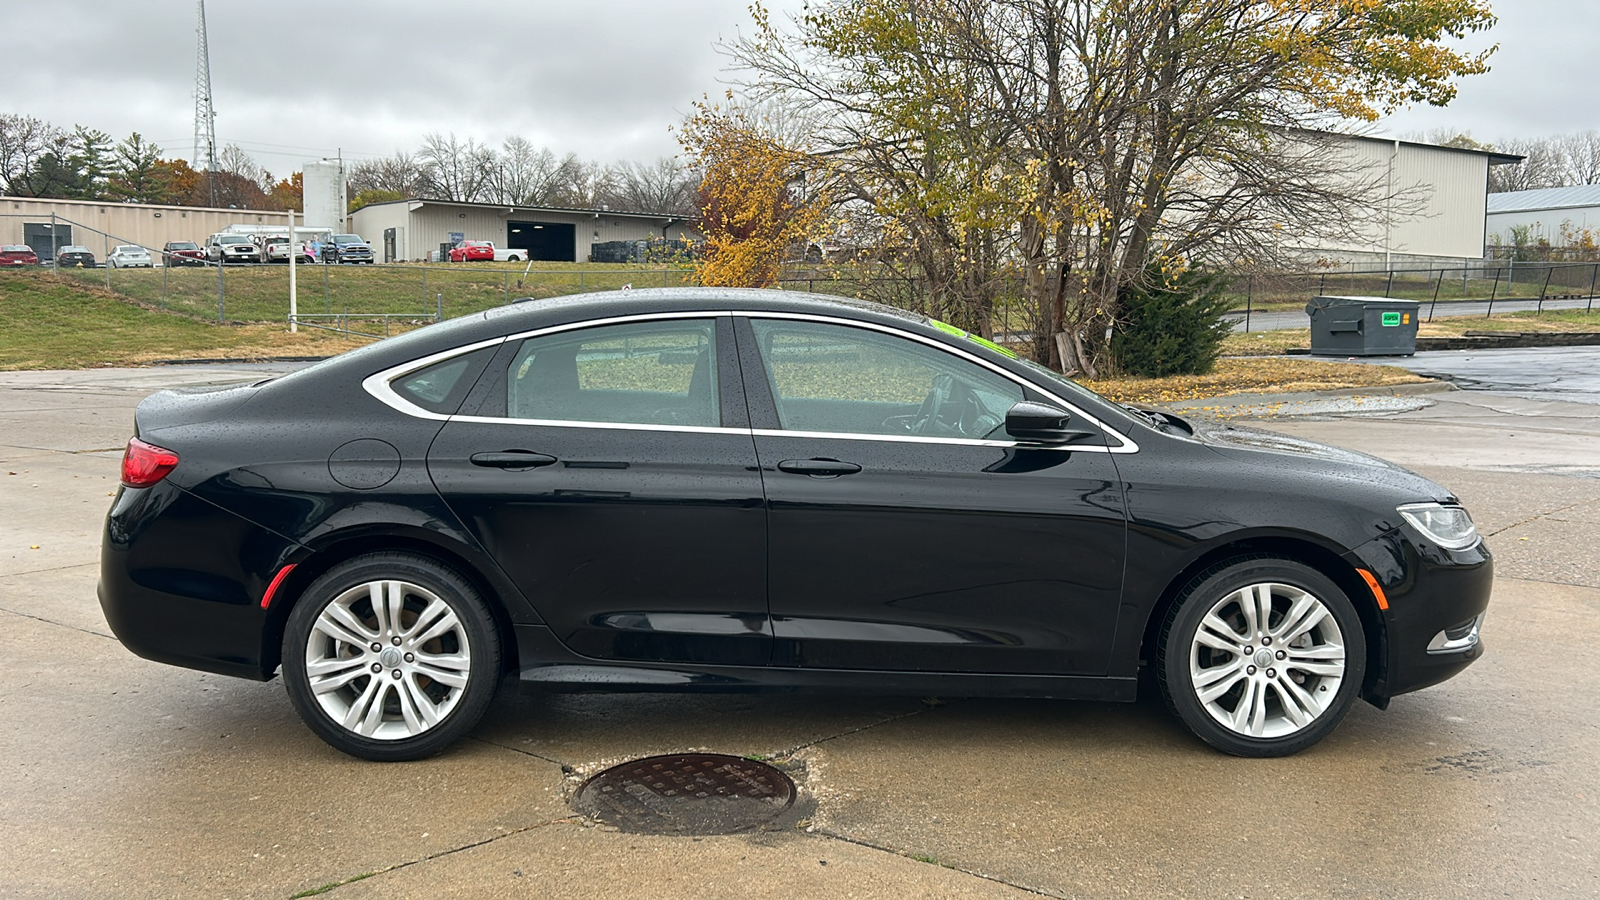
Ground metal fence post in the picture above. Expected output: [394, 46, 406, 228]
[437, 292, 443, 322]
[161, 261, 168, 308]
[1244, 275, 1253, 332]
[1384, 269, 1394, 298]
[503, 270, 509, 305]
[1428, 269, 1443, 322]
[421, 266, 427, 314]
[1538, 265, 1553, 315]
[323, 261, 330, 315]
[50, 212, 58, 275]
[1486, 264, 1499, 319]
[1590, 263, 1598, 314]
[1318, 272, 1326, 297]
[216, 259, 225, 323]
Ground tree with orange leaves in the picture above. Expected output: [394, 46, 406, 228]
[678, 100, 825, 288]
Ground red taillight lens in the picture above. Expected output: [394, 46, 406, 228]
[121, 438, 180, 488]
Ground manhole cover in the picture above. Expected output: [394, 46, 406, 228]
[571, 753, 796, 835]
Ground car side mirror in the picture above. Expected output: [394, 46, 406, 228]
[1004, 401, 1098, 445]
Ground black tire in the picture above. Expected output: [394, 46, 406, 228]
[282, 552, 501, 761]
[1157, 556, 1365, 757]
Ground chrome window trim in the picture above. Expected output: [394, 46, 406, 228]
[362, 309, 1138, 454]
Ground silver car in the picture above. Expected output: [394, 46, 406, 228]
[107, 245, 154, 268]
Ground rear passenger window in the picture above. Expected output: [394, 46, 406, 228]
[506, 320, 719, 427]
[394, 346, 494, 415]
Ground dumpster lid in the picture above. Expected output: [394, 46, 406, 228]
[1306, 295, 1422, 315]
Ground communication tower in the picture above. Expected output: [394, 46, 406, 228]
[192, 0, 218, 205]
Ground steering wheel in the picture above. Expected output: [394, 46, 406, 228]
[912, 373, 955, 434]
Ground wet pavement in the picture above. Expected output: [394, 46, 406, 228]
[1346, 345, 1600, 405]
[3, 363, 1599, 898]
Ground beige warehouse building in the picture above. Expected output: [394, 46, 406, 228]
[348, 198, 699, 263]
[1, 196, 305, 260]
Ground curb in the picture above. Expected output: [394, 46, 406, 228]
[1162, 379, 1453, 413]
[146, 356, 332, 366]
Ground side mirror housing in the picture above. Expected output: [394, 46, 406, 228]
[1005, 401, 1098, 445]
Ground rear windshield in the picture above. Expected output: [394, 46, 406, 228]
[2, 245, 28, 252]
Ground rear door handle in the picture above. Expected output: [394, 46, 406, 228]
[470, 450, 558, 470]
[777, 458, 862, 477]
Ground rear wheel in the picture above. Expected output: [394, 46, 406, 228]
[282, 553, 501, 761]
[1158, 556, 1365, 757]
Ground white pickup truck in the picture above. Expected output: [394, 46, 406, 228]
[447, 240, 527, 263]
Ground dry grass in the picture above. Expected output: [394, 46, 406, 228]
[1084, 357, 1427, 405]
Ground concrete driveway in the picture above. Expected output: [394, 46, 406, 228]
[3, 364, 1599, 899]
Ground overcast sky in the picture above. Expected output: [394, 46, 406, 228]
[1, 0, 1594, 177]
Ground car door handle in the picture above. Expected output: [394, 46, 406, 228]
[470, 451, 558, 470]
[777, 458, 862, 477]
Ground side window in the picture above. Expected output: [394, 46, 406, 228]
[750, 319, 1024, 439]
[507, 319, 720, 427]
[394, 346, 494, 415]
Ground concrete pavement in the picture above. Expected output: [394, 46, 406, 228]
[3, 364, 1599, 899]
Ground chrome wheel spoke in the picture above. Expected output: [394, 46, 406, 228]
[317, 603, 376, 647]
[407, 599, 458, 645]
[1190, 580, 1346, 740]
[412, 652, 470, 688]
[306, 578, 473, 742]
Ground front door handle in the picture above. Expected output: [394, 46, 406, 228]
[470, 450, 558, 470]
[777, 458, 862, 477]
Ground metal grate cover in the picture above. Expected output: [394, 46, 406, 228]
[572, 753, 796, 835]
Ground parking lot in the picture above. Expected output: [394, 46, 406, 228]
[3, 363, 1599, 899]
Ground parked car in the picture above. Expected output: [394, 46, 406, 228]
[162, 241, 207, 267]
[448, 240, 495, 262]
[206, 233, 262, 265]
[0, 245, 38, 266]
[56, 246, 97, 268]
[107, 245, 154, 269]
[259, 236, 316, 264]
[320, 233, 373, 264]
[99, 289, 1491, 762]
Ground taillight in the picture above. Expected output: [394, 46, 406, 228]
[121, 438, 180, 488]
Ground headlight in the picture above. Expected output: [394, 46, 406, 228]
[1397, 502, 1479, 550]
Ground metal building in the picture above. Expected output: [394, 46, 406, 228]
[347, 198, 699, 263]
[1280, 132, 1521, 267]
[1484, 185, 1600, 250]
[0, 195, 303, 261]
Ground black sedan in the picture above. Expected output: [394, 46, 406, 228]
[55, 245, 97, 268]
[100, 289, 1491, 761]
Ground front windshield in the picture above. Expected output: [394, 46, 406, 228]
[333, 234, 361, 243]
[169, 242, 197, 250]
[220, 235, 251, 244]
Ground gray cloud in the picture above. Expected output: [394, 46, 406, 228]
[4, 0, 1592, 179]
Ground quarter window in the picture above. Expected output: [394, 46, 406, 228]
[750, 319, 1023, 439]
[507, 319, 720, 427]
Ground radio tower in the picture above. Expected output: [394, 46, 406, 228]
[192, 0, 218, 206]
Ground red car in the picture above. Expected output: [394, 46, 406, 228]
[1, 245, 39, 266]
[162, 241, 207, 267]
[448, 240, 494, 262]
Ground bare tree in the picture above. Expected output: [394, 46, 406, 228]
[417, 132, 496, 202]
[1488, 137, 1564, 193]
[349, 151, 424, 196]
[1557, 131, 1600, 186]
[0, 115, 61, 196]
[598, 157, 698, 214]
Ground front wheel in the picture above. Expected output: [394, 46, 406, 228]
[1158, 556, 1365, 757]
[281, 552, 501, 761]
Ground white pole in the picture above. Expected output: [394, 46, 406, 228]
[288, 208, 298, 333]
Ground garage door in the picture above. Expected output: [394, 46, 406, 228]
[506, 221, 575, 262]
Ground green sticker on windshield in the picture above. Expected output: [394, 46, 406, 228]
[929, 319, 1018, 359]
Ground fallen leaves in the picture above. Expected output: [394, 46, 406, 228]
[1084, 357, 1429, 404]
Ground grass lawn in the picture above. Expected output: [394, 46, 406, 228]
[0, 272, 367, 370]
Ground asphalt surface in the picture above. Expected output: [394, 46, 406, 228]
[1228, 295, 1597, 331]
[3, 362, 1599, 898]
[1346, 345, 1600, 405]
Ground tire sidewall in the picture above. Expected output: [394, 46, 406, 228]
[1160, 557, 1367, 757]
[281, 553, 500, 761]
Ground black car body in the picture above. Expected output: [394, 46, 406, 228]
[56, 246, 96, 268]
[99, 289, 1491, 761]
[321, 233, 373, 264]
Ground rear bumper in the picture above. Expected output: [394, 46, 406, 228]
[100, 482, 298, 681]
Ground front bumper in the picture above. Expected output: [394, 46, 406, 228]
[1346, 529, 1493, 701]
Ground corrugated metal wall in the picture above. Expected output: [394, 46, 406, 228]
[1392, 144, 1488, 258]
[1, 196, 296, 254]
[348, 201, 698, 262]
